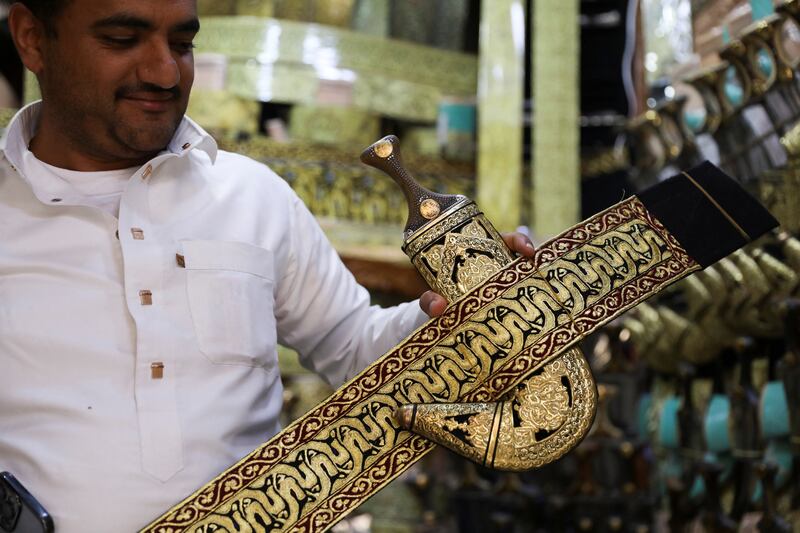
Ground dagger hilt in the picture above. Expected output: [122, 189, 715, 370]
[361, 135, 513, 302]
[360, 135, 464, 237]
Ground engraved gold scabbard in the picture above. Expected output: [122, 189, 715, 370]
[142, 141, 777, 533]
[361, 136, 597, 471]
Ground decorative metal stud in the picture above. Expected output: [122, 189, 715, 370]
[419, 198, 441, 220]
[151, 362, 164, 379]
[374, 139, 393, 158]
[139, 290, 153, 305]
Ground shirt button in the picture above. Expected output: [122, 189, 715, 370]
[142, 164, 153, 180]
[139, 290, 153, 305]
[131, 228, 145, 240]
[150, 362, 165, 379]
[182, 142, 191, 150]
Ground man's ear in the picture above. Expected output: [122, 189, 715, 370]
[8, 3, 47, 76]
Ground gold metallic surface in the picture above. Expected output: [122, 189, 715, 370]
[752, 247, 799, 298]
[775, 139, 800, 236]
[746, 38, 778, 95]
[768, 168, 800, 233]
[683, 63, 726, 135]
[392, 158, 596, 472]
[404, 348, 596, 471]
[625, 303, 681, 374]
[143, 196, 699, 533]
[394, 405, 415, 430]
[715, 57, 752, 118]
[622, 236, 800, 371]
[411, 210, 514, 302]
[374, 139, 394, 158]
[783, 123, 800, 156]
[779, 232, 800, 271]
[419, 199, 441, 220]
[581, 145, 630, 178]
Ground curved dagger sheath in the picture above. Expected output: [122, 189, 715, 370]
[360, 135, 597, 471]
[142, 139, 777, 533]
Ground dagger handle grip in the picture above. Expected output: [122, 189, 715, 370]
[360, 135, 462, 235]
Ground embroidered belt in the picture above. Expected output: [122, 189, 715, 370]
[142, 137, 777, 533]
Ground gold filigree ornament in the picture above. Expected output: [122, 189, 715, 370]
[419, 220, 514, 302]
[396, 348, 595, 470]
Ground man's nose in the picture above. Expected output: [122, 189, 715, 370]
[138, 40, 180, 89]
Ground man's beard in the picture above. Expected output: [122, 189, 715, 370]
[107, 111, 183, 155]
[109, 82, 185, 153]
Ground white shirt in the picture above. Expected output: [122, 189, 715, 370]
[0, 102, 427, 532]
[23, 155, 136, 217]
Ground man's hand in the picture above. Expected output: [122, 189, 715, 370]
[419, 232, 535, 317]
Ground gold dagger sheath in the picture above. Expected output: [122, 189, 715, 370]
[360, 136, 597, 471]
[141, 137, 777, 533]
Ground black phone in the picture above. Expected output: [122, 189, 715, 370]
[0, 472, 53, 533]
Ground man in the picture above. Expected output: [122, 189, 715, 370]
[0, 1, 534, 531]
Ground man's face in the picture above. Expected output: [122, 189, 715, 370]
[37, 0, 198, 162]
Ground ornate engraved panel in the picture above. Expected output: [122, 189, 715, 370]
[407, 348, 596, 471]
[411, 210, 515, 302]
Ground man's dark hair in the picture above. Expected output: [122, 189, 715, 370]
[13, 0, 69, 36]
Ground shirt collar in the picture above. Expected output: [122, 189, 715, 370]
[165, 113, 218, 164]
[0, 100, 219, 170]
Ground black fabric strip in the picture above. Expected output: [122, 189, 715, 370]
[637, 161, 778, 268]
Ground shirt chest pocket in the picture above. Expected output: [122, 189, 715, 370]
[182, 240, 277, 368]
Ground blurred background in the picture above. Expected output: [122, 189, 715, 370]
[2, 0, 800, 531]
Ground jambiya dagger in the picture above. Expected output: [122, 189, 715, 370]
[142, 136, 778, 533]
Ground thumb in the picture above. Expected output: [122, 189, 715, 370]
[419, 290, 448, 317]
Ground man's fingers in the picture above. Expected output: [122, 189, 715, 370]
[419, 290, 448, 317]
[420, 232, 532, 318]
[502, 231, 535, 257]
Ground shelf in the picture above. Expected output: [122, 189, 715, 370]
[194, 16, 478, 122]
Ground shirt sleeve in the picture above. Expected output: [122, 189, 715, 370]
[273, 188, 429, 388]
